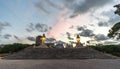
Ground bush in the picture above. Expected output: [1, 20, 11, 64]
[90, 45, 120, 57]
[0, 43, 31, 53]
[0, 47, 2, 53]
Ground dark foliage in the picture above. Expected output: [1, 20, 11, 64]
[114, 4, 120, 16]
[90, 45, 120, 57]
[108, 4, 120, 39]
[108, 22, 120, 39]
[0, 43, 31, 53]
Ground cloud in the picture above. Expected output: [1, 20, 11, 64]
[89, 24, 95, 27]
[4, 34, 12, 39]
[34, 0, 60, 14]
[47, 16, 71, 38]
[44, 0, 60, 9]
[77, 25, 87, 31]
[66, 32, 74, 40]
[77, 27, 108, 40]
[77, 26, 109, 41]
[69, 25, 74, 29]
[104, 40, 119, 45]
[34, 0, 112, 17]
[61, 0, 112, 18]
[101, 10, 120, 25]
[95, 34, 109, 41]
[14, 35, 20, 40]
[27, 36, 36, 41]
[35, 2, 49, 14]
[66, 32, 71, 37]
[98, 21, 108, 27]
[80, 29, 95, 37]
[46, 38, 56, 41]
[26, 23, 49, 32]
[38, 0, 113, 40]
[35, 23, 48, 32]
[26, 23, 35, 32]
[46, 38, 56, 43]
[0, 22, 11, 33]
[77, 25, 95, 37]
[108, 15, 120, 25]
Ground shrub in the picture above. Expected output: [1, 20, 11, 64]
[90, 45, 120, 57]
[0, 43, 31, 53]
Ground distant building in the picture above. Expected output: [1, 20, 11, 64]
[55, 40, 66, 48]
[55, 44, 64, 48]
[45, 38, 56, 48]
[35, 34, 46, 46]
[36, 35, 42, 46]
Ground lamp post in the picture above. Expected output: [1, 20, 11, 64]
[41, 34, 46, 45]
[76, 35, 80, 46]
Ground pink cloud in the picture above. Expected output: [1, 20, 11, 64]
[47, 13, 91, 39]
[47, 16, 71, 39]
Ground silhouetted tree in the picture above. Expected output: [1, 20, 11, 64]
[108, 4, 120, 39]
[114, 4, 120, 15]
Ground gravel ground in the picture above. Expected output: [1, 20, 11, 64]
[0, 59, 120, 69]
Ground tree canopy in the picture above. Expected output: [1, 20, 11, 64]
[108, 4, 120, 39]
[114, 4, 120, 16]
[108, 22, 120, 39]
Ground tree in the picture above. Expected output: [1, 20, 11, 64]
[108, 22, 120, 39]
[108, 4, 120, 39]
[114, 4, 120, 15]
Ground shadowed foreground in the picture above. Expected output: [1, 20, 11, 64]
[0, 59, 120, 69]
[4, 47, 117, 59]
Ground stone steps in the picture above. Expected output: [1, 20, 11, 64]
[4, 46, 118, 59]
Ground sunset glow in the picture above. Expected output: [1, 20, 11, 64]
[0, 0, 120, 45]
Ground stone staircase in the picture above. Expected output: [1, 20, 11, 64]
[4, 46, 118, 59]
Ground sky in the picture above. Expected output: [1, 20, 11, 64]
[0, 0, 120, 45]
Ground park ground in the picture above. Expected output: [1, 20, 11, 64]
[0, 45, 120, 69]
[0, 58, 120, 69]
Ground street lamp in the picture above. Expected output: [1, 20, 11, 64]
[76, 35, 80, 43]
[41, 34, 46, 45]
[76, 34, 80, 48]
